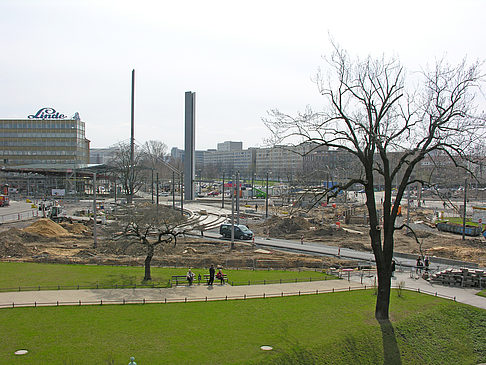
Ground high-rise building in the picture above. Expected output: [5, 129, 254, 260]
[0, 107, 90, 166]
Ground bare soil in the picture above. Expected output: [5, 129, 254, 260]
[0, 204, 485, 268]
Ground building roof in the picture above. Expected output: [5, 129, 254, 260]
[1, 163, 112, 176]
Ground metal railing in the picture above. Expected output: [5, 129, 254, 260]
[0, 285, 458, 309]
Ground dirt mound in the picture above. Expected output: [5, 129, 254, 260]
[23, 219, 70, 238]
[0, 228, 32, 257]
[61, 222, 91, 235]
[263, 216, 312, 236]
[427, 246, 486, 266]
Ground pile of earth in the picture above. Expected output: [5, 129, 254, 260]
[23, 218, 70, 237]
[0, 228, 32, 257]
[60, 222, 92, 236]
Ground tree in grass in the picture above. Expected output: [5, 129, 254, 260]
[264, 44, 485, 320]
[112, 204, 189, 281]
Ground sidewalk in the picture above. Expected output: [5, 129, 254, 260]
[0, 279, 364, 308]
[0, 272, 484, 310]
[355, 270, 486, 310]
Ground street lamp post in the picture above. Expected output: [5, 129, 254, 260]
[236, 171, 240, 225]
[156, 172, 159, 213]
[266, 171, 270, 218]
[172, 171, 175, 209]
[222, 172, 225, 209]
[93, 172, 97, 249]
[231, 175, 235, 249]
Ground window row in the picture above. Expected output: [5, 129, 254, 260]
[0, 132, 79, 138]
[0, 121, 84, 130]
[0, 150, 78, 156]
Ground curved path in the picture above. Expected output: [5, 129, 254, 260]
[0, 271, 484, 310]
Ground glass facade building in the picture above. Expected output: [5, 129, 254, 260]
[0, 113, 90, 166]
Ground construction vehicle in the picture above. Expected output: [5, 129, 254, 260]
[0, 195, 9, 207]
[0, 183, 10, 207]
[48, 204, 70, 223]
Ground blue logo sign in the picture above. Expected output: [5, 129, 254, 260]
[28, 108, 67, 120]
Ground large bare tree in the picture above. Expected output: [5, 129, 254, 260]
[112, 204, 188, 281]
[264, 46, 485, 320]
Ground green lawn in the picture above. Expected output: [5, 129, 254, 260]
[478, 289, 486, 298]
[0, 262, 332, 291]
[0, 290, 484, 364]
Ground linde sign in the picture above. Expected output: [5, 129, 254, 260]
[28, 107, 67, 120]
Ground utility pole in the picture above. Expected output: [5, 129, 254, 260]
[93, 172, 97, 249]
[222, 172, 225, 209]
[265, 171, 269, 218]
[231, 175, 235, 249]
[151, 169, 154, 204]
[180, 172, 184, 216]
[156, 172, 159, 214]
[172, 171, 175, 209]
[129, 69, 135, 204]
[236, 171, 240, 225]
[462, 178, 467, 241]
[406, 183, 410, 234]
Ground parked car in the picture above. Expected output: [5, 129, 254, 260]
[219, 224, 253, 240]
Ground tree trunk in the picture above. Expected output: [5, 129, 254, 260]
[144, 245, 154, 281]
[375, 265, 392, 320]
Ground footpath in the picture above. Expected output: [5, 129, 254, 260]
[0, 270, 484, 310]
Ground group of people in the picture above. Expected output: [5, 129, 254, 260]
[186, 264, 225, 286]
[416, 256, 430, 274]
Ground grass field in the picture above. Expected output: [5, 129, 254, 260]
[479, 289, 486, 298]
[0, 289, 485, 364]
[0, 262, 332, 290]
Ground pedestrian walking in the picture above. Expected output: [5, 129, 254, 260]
[186, 268, 195, 286]
[208, 264, 215, 286]
[416, 257, 423, 274]
[424, 256, 430, 272]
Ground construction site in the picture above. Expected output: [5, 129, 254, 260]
[0, 194, 484, 274]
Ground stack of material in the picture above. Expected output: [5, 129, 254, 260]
[428, 267, 486, 288]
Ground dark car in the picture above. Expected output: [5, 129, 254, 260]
[219, 224, 253, 240]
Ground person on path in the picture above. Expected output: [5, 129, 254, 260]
[186, 268, 195, 286]
[216, 268, 225, 285]
[208, 264, 215, 286]
[416, 257, 423, 274]
[424, 256, 430, 272]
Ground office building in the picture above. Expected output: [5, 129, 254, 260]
[0, 107, 90, 166]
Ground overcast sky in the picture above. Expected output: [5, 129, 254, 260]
[1, 0, 485, 150]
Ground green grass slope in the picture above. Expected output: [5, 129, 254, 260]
[0, 290, 484, 364]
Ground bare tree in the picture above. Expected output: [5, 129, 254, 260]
[112, 204, 188, 281]
[109, 142, 145, 202]
[142, 140, 168, 169]
[264, 45, 485, 320]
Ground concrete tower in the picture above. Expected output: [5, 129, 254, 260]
[184, 91, 196, 201]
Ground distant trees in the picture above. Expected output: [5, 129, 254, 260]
[264, 44, 485, 320]
[108, 142, 145, 203]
